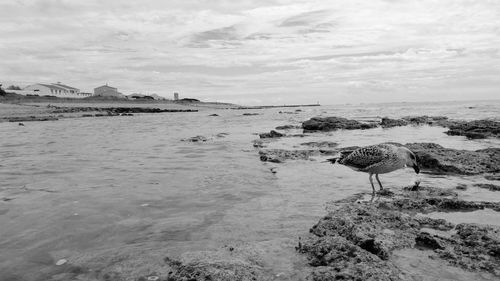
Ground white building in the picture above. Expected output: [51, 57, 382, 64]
[23, 82, 90, 98]
[94, 84, 125, 98]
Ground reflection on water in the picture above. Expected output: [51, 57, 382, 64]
[0, 100, 499, 280]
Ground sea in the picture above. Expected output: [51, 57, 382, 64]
[0, 100, 499, 280]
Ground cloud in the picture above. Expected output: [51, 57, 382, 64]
[1, 0, 500, 104]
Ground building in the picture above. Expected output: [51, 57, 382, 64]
[23, 82, 91, 98]
[93, 84, 125, 98]
[174, 92, 179, 100]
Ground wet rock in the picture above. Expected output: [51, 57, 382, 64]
[8, 116, 58, 122]
[164, 250, 269, 281]
[406, 143, 500, 175]
[275, 125, 301, 130]
[259, 130, 284, 138]
[456, 184, 468, 190]
[474, 183, 500, 191]
[302, 116, 377, 132]
[402, 115, 450, 126]
[380, 117, 409, 128]
[259, 149, 318, 163]
[299, 186, 500, 279]
[485, 175, 500, 181]
[181, 136, 208, 142]
[209, 114, 219, 116]
[445, 119, 500, 139]
[252, 139, 265, 148]
[242, 113, 259, 116]
[301, 141, 338, 148]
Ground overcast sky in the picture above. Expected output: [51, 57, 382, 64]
[1, 0, 499, 105]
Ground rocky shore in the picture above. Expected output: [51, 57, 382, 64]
[297, 185, 500, 280]
[300, 116, 500, 139]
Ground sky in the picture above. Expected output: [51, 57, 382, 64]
[1, 0, 499, 105]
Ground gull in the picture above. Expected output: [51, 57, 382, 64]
[326, 143, 420, 193]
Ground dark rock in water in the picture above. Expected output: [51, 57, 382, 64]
[259, 130, 284, 138]
[253, 139, 265, 148]
[302, 116, 377, 132]
[380, 117, 408, 128]
[242, 113, 259, 116]
[181, 135, 208, 142]
[456, 184, 468, 190]
[259, 149, 318, 162]
[445, 119, 500, 139]
[275, 125, 301, 130]
[8, 116, 58, 122]
[163, 256, 267, 281]
[301, 141, 338, 148]
[474, 183, 500, 191]
[406, 143, 500, 175]
[209, 113, 219, 116]
[485, 175, 500, 181]
[299, 186, 500, 280]
[402, 115, 450, 126]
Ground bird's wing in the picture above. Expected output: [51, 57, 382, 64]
[339, 144, 390, 170]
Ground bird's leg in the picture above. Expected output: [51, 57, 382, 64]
[369, 173, 375, 194]
[375, 174, 384, 190]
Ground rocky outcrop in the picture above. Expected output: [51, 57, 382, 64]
[259, 130, 284, 138]
[402, 115, 450, 126]
[298, 186, 500, 280]
[445, 119, 500, 139]
[259, 149, 318, 163]
[380, 117, 408, 128]
[474, 183, 500, 191]
[406, 143, 500, 175]
[301, 141, 338, 148]
[275, 125, 301, 130]
[181, 136, 208, 142]
[302, 117, 377, 132]
[7, 116, 58, 122]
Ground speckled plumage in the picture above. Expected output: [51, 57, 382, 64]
[329, 143, 420, 193]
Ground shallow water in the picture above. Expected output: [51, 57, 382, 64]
[0, 100, 499, 280]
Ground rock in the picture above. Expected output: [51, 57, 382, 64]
[56, 259, 68, 266]
[402, 115, 450, 126]
[456, 184, 468, 190]
[275, 125, 301, 130]
[242, 113, 259, 116]
[474, 183, 500, 191]
[181, 135, 208, 142]
[406, 143, 500, 175]
[259, 149, 318, 162]
[302, 116, 377, 132]
[299, 186, 500, 279]
[485, 175, 500, 181]
[8, 116, 58, 122]
[380, 117, 409, 128]
[209, 114, 219, 116]
[253, 140, 265, 148]
[259, 130, 284, 138]
[445, 119, 500, 139]
[301, 141, 338, 148]
[163, 249, 269, 281]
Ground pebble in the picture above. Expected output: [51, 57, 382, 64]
[55, 259, 67, 266]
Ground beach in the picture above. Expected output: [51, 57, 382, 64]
[0, 99, 499, 281]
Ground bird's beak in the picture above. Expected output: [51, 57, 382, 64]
[413, 164, 420, 174]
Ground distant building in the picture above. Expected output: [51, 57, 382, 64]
[23, 82, 90, 98]
[94, 84, 125, 98]
[174, 92, 179, 100]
